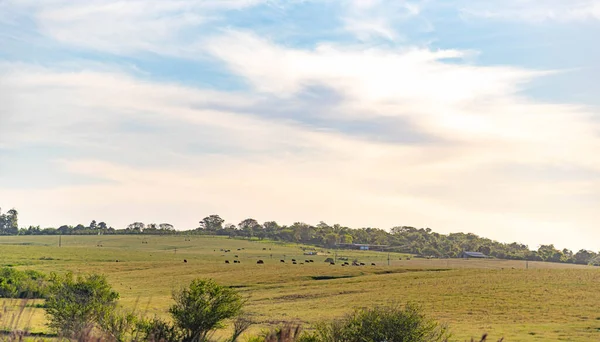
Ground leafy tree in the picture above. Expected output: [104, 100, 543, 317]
[574, 250, 596, 265]
[127, 222, 145, 233]
[324, 233, 338, 247]
[238, 218, 261, 238]
[89, 220, 97, 230]
[160, 223, 175, 231]
[170, 278, 244, 342]
[198, 215, 225, 232]
[45, 272, 119, 339]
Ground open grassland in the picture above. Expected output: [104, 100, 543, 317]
[1, 235, 599, 341]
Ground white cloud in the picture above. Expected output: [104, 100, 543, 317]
[341, 0, 424, 41]
[2, 34, 600, 249]
[461, 0, 600, 22]
[2, 0, 268, 55]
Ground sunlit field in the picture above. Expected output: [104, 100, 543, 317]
[1, 235, 599, 341]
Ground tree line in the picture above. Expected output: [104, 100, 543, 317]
[2, 208, 599, 266]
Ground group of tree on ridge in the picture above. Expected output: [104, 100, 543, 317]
[2, 208, 599, 266]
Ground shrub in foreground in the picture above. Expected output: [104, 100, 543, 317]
[170, 278, 245, 342]
[308, 303, 450, 342]
[0, 267, 48, 299]
[44, 272, 119, 339]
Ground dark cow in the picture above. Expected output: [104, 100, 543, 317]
[293, 261, 297, 264]
[257, 260, 264, 264]
[234, 255, 239, 258]
[183, 259, 187, 263]
[115, 260, 119, 262]
[305, 260, 310, 263]
[329, 262, 335, 265]
[371, 263, 376, 266]
[280, 260, 285, 263]
[360, 263, 365, 266]
[291, 259, 296, 262]
[225, 260, 230, 264]
[309, 260, 314, 263]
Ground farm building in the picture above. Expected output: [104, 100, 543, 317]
[335, 243, 389, 251]
[459, 251, 489, 259]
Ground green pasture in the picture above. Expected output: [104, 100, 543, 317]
[0, 235, 599, 341]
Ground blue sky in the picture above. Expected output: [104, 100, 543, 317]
[1, 0, 600, 250]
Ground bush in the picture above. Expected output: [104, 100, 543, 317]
[44, 272, 119, 339]
[98, 308, 138, 342]
[0, 267, 48, 299]
[310, 303, 450, 342]
[136, 317, 183, 342]
[170, 278, 244, 342]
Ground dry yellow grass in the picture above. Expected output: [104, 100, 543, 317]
[0, 235, 599, 341]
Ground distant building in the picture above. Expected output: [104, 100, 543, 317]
[335, 243, 389, 251]
[460, 251, 489, 259]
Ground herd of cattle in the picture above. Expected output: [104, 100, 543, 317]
[176, 247, 378, 266]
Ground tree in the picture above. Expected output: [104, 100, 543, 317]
[198, 215, 224, 232]
[574, 249, 595, 265]
[160, 223, 175, 232]
[170, 278, 244, 342]
[89, 220, 98, 230]
[324, 233, 338, 247]
[45, 272, 119, 339]
[126, 222, 145, 233]
[238, 218, 260, 238]
[2, 208, 19, 235]
[98, 222, 108, 231]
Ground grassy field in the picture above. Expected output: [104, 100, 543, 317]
[1, 235, 599, 341]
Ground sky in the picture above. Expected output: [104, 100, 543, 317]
[1, 0, 599, 251]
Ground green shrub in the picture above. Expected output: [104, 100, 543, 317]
[98, 308, 139, 342]
[136, 317, 183, 342]
[170, 278, 244, 342]
[310, 303, 450, 342]
[44, 272, 119, 339]
[0, 267, 48, 299]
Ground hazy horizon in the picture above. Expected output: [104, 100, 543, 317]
[1, 0, 599, 251]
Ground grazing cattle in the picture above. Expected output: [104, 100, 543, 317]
[343, 262, 349, 265]
[225, 260, 230, 264]
[305, 260, 310, 263]
[234, 260, 240, 263]
[309, 260, 314, 263]
[262, 248, 267, 250]
[293, 261, 297, 264]
[360, 263, 365, 266]
[342, 264, 346, 267]
[291, 259, 296, 262]
[115, 260, 119, 262]
[371, 263, 376, 266]
[257, 260, 264, 264]
[329, 262, 335, 265]
[235, 255, 239, 258]
[300, 263, 304, 265]
[183, 259, 187, 263]
[280, 260, 285, 263]
[237, 248, 241, 251]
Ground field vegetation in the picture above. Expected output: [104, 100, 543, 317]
[0, 235, 599, 341]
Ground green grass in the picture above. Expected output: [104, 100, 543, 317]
[0, 235, 599, 341]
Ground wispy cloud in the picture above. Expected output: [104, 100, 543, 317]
[341, 0, 424, 41]
[461, 0, 600, 23]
